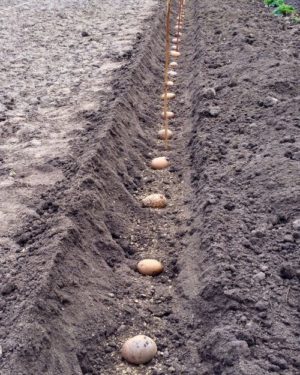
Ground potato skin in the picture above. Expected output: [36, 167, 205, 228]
[142, 194, 167, 208]
[121, 335, 157, 364]
[137, 259, 164, 276]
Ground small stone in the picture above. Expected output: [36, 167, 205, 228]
[293, 152, 300, 161]
[258, 311, 267, 319]
[253, 272, 266, 281]
[283, 234, 294, 243]
[292, 356, 300, 369]
[292, 219, 300, 231]
[224, 202, 235, 211]
[245, 34, 255, 44]
[117, 324, 126, 333]
[203, 87, 216, 99]
[249, 122, 257, 128]
[255, 300, 268, 311]
[228, 340, 250, 357]
[1, 283, 17, 296]
[280, 135, 295, 144]
[251, 229, 266, 238]
[119, 239, 135, 255]
[81, 31, 89, 37]
[260, 265, 268, 272]
[208, 106, 221, 117]
[268, 355, 288, 370]
[258, 96, 278, 108]
[280, 263, 295, 279]
[268, 365, 280, 372]
[263, 320, 272, 328]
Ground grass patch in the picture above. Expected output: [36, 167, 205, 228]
[273, 3, 296, 15]
[264, 0, 284, 6]
[264, 0, 298, 19]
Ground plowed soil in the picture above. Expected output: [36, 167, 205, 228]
[0, 1, 299, 375]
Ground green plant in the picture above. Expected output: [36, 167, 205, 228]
[273, 4, 296, 15]
[264, 0, 284, 6]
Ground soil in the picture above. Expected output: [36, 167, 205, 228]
[0, 0, 299, 375]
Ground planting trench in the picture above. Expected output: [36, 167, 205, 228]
[1, 0, 300, 374]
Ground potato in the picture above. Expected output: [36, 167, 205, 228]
[158, 128, 173, 140]
[168, 70, 177, 77]
[121, 335, 157, 365]
[161, 110, 174, 119]
[161, 92, 175, 100]
[137, 259, 164, 276]
[166, 80, 174, 86]
[170, 50, 181, 58]
[150, 156, 170, 170]
[142, 194, 167, 208]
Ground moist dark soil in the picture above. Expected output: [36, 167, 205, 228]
[1, 0, 300, 374]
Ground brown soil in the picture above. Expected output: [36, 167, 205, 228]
[0, 0, 300, 374]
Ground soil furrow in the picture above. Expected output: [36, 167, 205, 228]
[0, 0, 299, 374]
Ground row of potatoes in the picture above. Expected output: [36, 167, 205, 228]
[121, 0, 187, 367]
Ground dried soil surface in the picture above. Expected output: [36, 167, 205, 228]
[0, 0, 157, 246]
[0, 0, 300, 374]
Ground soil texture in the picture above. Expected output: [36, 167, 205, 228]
[0, 0, 299, 375]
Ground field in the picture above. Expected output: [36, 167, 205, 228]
[0, 0, 299, 374]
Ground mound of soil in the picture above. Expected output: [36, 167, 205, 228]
[0, 0, 299, 374]
[178, 0, 300, 373]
